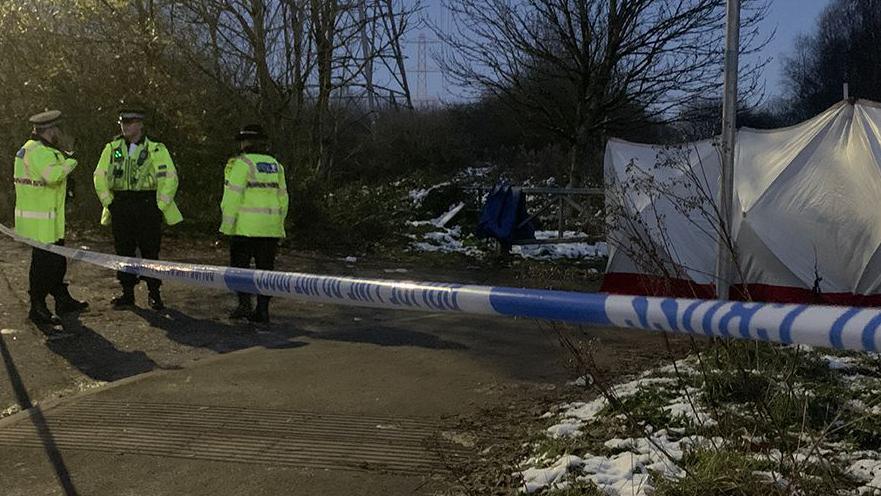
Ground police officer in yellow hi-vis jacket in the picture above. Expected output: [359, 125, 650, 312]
[94, 106, 183, 310]
[14, 110, 89, 325]
[221, 124, 288, 323]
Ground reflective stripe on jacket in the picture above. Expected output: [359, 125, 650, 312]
[219, 153, 288, 238]
[13, 139, 77, 243]
[94, 136, 183, 226]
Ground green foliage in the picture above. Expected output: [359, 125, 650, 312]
[600, 387, 676, 434]
[414, 184, 466, 218]
[544, 480, 605, 496]
[286, 180, 407, 252]
[653, 448, 786, 496]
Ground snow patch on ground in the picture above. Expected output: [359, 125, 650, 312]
[546, 376, 681, 439]
[512, 232, 608, 261]
[822, 354, 863, 370]
[522, 354, 881, 495]
[408, 182, 451, 207]
[520, 454, 583, 493]
[521, 432, 721, 495]
[409, 226, 484, 257]
[405, 197, 608, 262]
[849, 458, 881, 495]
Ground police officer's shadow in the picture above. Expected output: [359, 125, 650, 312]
[47, 314, 159, 382]
[129, 306, 308, 353]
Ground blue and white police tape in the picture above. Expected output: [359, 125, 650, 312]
[2, 224, 881, 352]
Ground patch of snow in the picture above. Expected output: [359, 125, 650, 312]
[0, 328, 19, 335]
[578, 453, 654, 496]
[523, 431, 719, 495]
[432, 202, 465, 227]
[547, 421, 583, 439]
[822, 354, 862, 370]
[647, 361, 698, 377]
[454, 166, 493, 181]
[410, 203, 466, 229]
[752, 471, 789, 488]
[526, 354, 881, 495]
[848, 458, 881, 495]
[611, 377, 677, 398]
[513, 239, 608, 261]
[383, 268, 409, 274]
[410, 226, 484, 257]
[553, 398, 607, 425]
[343, 256, 357, 263]
[519, 454, 583, 493]
[406, 220, 435, 227]
[567, 375, 593, 387]
[546, 377, 683, 439]
[408, 182, 451, 207]
[664, 397, 718, 427]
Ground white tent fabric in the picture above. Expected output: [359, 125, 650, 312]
[605, 100, 881, 298]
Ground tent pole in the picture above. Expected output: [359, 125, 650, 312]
[716, 0, 740, 300]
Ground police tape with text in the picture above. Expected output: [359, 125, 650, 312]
[2, 223, 879, 353]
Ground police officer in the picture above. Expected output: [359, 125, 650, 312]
[14, 110, 89, 325]
[93, 106, 183, 310]
[221, 124, 289, 323]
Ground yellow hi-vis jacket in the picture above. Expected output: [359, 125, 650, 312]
[220, 153, 288, 238]
[93, 136, 183, 226]
[13, 138, 77, 243]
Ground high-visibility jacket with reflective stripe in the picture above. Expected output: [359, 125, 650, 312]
[220, 153, 288, 238]
[93, 136, 183, 226]
[13, 139, 77, 243]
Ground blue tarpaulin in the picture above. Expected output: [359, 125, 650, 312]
[476, 184, 535, 249]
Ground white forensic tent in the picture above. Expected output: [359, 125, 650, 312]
[603, 99, 881, 304]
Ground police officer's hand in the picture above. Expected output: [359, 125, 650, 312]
[57, 131, 76, 157]
[66, 176, 76, 200]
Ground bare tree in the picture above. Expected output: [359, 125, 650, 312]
[438, 0, 771, 186]
[782, 0, 881, 124]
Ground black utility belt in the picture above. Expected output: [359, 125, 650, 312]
[112, 190, 157, 201]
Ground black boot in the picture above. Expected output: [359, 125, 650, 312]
[248, 296, 270, 323]
[229, 293, 253, 319]
[29, 295, 61, 326]
[111, 287, 136, 309]
[148, 289, 165, 311]
[54, 283, 89, 315]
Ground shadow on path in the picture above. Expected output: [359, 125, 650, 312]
[0, 331, 79, 495]
[48, 314, 158, 382]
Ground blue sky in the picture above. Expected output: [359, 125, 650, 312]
[408, 0, 833, 103]
[757, 0, 831, 97]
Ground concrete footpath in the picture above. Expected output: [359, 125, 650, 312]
[0, 235, 668, 495]
[0, 312, 669, 496]
[0, 330, 516, 495]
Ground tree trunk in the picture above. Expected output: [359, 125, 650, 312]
[311, 0, 338, 180]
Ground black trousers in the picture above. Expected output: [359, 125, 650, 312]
[110, 191, 163, 291]
[29, 241, 67, 302]
[229, 236, 278, 298]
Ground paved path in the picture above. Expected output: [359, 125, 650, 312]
[0, 235, 668, 495]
